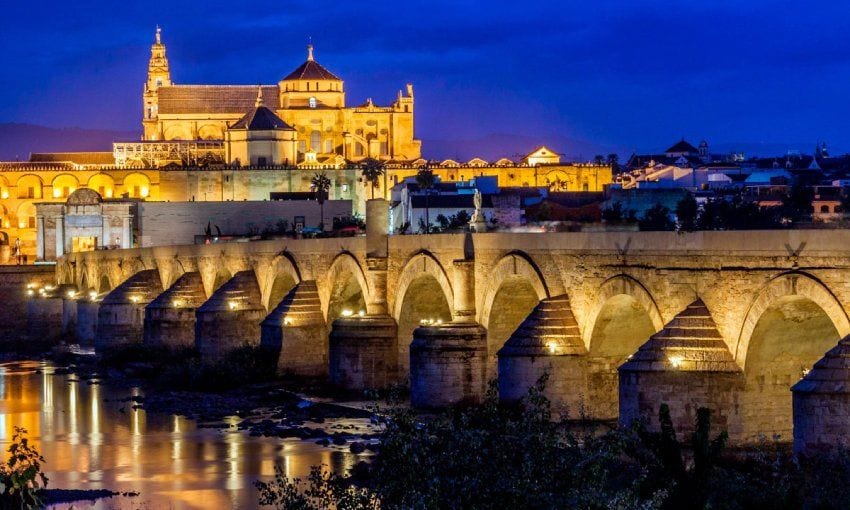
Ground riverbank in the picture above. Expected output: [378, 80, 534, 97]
[47, 344, 389, 453]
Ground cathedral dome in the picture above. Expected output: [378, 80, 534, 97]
[281, 45, 341, 82]
[229, 88, 294, 131]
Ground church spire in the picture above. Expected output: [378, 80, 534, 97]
[255, 85, 264, 107]
[146, 25, 171, 91]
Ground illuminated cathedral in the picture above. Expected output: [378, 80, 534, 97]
[142, 28, 421, 163]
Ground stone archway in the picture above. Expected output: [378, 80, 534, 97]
[323, 252, 369, 321]
[582, 275, 664, 349]
[98, 274, 111, 294]
[735, 272, 849, 442]
[479, 252, 549, 372]
[584, 274, 663, 420]
[735, 272, 850, 368]
[260, 253, 302, 311]
[393, 252, 454, 376]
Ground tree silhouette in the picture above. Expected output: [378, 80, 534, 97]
[360, 158, 385, 200]
[416, 164, 436, 233]
[311, 172, 331, 230]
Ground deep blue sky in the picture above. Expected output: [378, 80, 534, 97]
[2, 0, 850, 155]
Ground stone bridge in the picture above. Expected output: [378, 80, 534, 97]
[36, 204, 850, 449]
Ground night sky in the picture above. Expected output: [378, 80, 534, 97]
[2, 0, 850, 155]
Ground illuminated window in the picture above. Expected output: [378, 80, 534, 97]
[309, 97, 317, 109]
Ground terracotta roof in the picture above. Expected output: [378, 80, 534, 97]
[229, 106, 293, 131]
[29, 152, 115, 165]
[792, 334, 850, 394]
[499, 295, 585, 357]
[282, 59, 341, 81]
[665, 139, 699, 154]
[619, 299, 740, 372]
[157, 85, 280, 114]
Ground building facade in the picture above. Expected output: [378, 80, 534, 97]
[142, 28, 421, 162]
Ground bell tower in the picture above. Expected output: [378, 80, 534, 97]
[143, 26, 172, 140]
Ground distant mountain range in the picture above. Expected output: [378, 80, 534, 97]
[0, 123, 138, 161]
[0, 122, 829, 163]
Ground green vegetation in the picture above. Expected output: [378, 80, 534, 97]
[258, 378, 850, 509]
[0, 427, 48, 509]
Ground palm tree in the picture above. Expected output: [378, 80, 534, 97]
[606, 153, 620, 173]
[594, 154, 605, 166]
[311, 172, 331, 231]
[360, 158, 385, 200]
[416, 164, 436, 234]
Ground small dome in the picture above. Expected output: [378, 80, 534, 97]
[281, 45, 341, 82]
[229, 106, 294, 131]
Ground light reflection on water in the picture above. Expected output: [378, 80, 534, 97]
[0, 361, 355, 509]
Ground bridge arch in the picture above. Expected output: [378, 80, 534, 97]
[735, 271, 850, 367]
[323, 252, 369, 321]
[736, 271, 849, 441]
[583, 274, 663, 350]
[480, 251, 549, 366]
[584, 274, 663, 419]
[98, 273, 112, 294]
[262, 252, 303, 311]
[393, 251, 454, 374]
[393, 251, 454, 321]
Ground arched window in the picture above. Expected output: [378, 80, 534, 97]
[310, 131, 321, 151]
[309, 96, 317, 109]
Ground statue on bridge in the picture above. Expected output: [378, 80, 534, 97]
[469, 189, 488, 232]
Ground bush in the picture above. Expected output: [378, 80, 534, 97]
[257, 377, 850, 509]
[0, 427, 48, 508]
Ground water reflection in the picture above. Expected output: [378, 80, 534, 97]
[0, 361, 355, 509]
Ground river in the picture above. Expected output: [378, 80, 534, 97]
[0, 360, 362, 509]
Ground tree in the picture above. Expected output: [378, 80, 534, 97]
[639, 203, 675, 231]
[593, 154, 605, 165]
[602, 201, 635, 223]
[360, 158, 385, 200]
[606, 153, 620, 173]
[782, 177, 815, 223]
[311, 173, 331, 231]
[675, 194, 698, 232]
[415, 165, 436, 234]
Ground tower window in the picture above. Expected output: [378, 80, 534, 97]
[309, 97, 317, 109]
[155, 79, 162, 87]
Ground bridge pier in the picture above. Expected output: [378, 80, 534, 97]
[329, 315, 398, 390]
[261, 281, 328, 377]
[410, 321, 488, 408]
[196, 270, 264, 359]
[792, 335, 850, 455]
[27, 292, 64, 341]
[95, 269, 163, 352]
[143, 272, 206, 350]
[62, 294, 77, 336]
[619, 300, 744, 440]
[75, 294, 100, 347]
[27, 284, 76, 343]
[498, 295, 589, 418]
